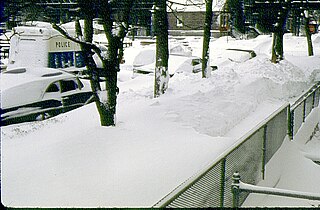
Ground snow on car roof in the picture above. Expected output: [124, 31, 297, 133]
[134, 55, 200, 75]
[1, 67, 76, 109]
[132, 44, 193, 67]
[2, 67, 73, 89]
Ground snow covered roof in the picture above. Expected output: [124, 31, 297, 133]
[13, 20, 97, 37]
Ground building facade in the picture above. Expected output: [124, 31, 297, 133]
[167, 0, 228, 37]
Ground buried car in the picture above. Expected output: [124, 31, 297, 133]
[133, 55, 202, 76]
[1, 67, 93, 126]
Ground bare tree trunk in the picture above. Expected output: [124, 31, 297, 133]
[271, 30, 284, 63]
[271, 32, 278, 63]
[304, 11, 314, 56]
[292, 10, 301, 36]
[154, 0, 169, 98]
[202, 0, 213, 78]
[271, 2, 289, 63]
[76, 7, 112, 126]
[98, 0, 134, 126]
[52, 0, 135, 126]
[102, 38, 121, 126]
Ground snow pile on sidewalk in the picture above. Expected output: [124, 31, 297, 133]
[1, 34, 320, 207]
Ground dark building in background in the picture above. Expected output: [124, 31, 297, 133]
[167, 0, 228, 37]
[2, 0, 231, 38]
[2, 0, 155, 37]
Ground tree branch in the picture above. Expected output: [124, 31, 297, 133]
[51, 23, 101, 54]
[166, 2, 204, 30]
[167, 0, 203, 7]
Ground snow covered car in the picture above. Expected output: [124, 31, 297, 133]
[1, 67, 93, 126]
[133, 55, 202, 76]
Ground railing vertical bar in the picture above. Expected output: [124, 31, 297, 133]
[262, 125, 267, 180]
[303, 100, 306, 122]
[288, 105, 293, 140]
[220, 158, 226, 207]
[291, 109, 295, 139]
[312, 91, 316, 109]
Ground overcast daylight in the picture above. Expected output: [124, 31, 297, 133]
[1, 0, 320, 208]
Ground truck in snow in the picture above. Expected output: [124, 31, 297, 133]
[8, 21, 85, 71]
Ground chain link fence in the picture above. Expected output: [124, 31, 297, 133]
[154, 104, 289, 208]
[154, 82, 320, 208]
[290, 82, 320, 138]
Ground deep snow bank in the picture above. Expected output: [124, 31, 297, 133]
[156, 54, 309, 137]
[1, 34, 320, 207]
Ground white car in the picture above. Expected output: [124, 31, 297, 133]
[133, 55, 202, 76]
[1, 67, 93, 126]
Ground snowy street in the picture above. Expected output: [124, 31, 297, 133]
[1, 33, 320, 207]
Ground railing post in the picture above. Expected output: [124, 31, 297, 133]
[303, 100, 306, 122]
[288, 106, 294, 140]
[262, 125, 267, 179]
[220, 158, 226, 207]
[232, 172, 241, 208]
[312, 91, 316, 109]
[316, 89, 319, 108]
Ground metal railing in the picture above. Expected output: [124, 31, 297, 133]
[289, 82, 320, 139]
[153, 104, 289, 208]
[231, 172, 320, 208]
[153, 82, 320, 208]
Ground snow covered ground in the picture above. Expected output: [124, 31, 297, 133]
[1, 33, 320, 207]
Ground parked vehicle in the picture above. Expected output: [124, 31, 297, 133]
[132, 44, 192, 69]
[1, 67, 93, 126]
[133, 55, 202, 76]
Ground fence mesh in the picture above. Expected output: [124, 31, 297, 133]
[265, 108, 288, 164]
[157, 105, 289, 208]
[223, 128, 264, 207]
[156, 82, 320, 208]
[166, 161, 223, 208]
[292, 84, 320, 137]
[305, 95, 314, 117]
[293, 102, 304, 135]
